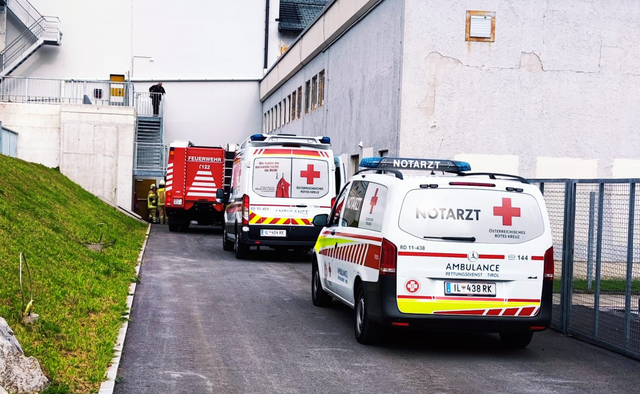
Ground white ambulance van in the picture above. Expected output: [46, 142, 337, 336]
[220, 134, 344, 259]
[311, 157, 554, 347]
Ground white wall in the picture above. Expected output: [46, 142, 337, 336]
[136, 81, 263, 147]
[400, 0, 640, 179]
[0, 102, 136, 209]
[23, 0, 268, 80]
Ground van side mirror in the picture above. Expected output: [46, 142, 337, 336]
[216, 189, 227, 204]
[312, 214, 329, 226]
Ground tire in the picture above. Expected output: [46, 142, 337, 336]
[499, 331, 534, 349]
[354, 284, 381, 345]
[234, 226, 250, 259]
[222, 227, 234, 251]
[311, 261, 332, 307]
[168, 221, 179, 232]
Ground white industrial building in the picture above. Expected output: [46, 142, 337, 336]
[0, 0, 639, 211]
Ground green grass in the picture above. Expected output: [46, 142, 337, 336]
[0, 155, 147, 394]
[553, 278, 640, 293]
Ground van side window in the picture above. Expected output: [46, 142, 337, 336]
[357, 183, 387, 232]
[342, 181, 368, 228]
[329, 183, 349, 226]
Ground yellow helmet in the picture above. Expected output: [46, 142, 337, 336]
[150, 184, 156, 189]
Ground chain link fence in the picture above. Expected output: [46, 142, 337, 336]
[532, 179, 640, 360]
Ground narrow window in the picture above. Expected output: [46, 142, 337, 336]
[304, 80, 311, 114]
[378, 149, 388, 157]
[277, 103, 281, 128]
[263, 113, 267, 133]
[297, 86, 302, 118]
[318, 70, 325, 107]
[311, 75, 318, 110]
[291, 91, 297, 121]
[284, 97, 289, 124]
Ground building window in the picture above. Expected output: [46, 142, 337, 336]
[378, 149, 388, 157]
[263, 113, 267, 133]
[297, 86, 302, 118]
[291, 91, 297, 121]
[311, 75, 318, 111]
[318, 70, 325, 107]
[304, 80, 311, 114]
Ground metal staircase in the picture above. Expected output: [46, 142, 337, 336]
[0, 0, 62, 77]
[134, 116, 166, 177]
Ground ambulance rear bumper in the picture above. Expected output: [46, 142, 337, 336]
[363, 277, 553, 332]
[240, 224, 322, 248]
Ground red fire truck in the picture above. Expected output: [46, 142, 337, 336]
[165, 141, 233, 232]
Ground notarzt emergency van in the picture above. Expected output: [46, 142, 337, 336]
[311, 157, 554, 347]
[219, 134, 344, 259]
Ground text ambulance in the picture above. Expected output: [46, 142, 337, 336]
[311, 157, 554, 347]
[220, 134, 344, 259]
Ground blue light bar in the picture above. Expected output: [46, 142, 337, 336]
[250, 134, 267, 142]
[319, 136, 331, 144]
[359, 157, 471, 172]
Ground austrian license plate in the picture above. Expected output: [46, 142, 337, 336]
[260, 229, 287, 237]
[445, 282, 496, 296]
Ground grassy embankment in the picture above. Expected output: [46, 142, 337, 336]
[0, 154, 147, 394]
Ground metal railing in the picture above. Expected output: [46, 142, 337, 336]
[2, 0, 62, 75]
[532, 179, 640, 360]
[134, 91, 165, 117]
[0, 76, 134, 106]
[134, 142, 167, 176]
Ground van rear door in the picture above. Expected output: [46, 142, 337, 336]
[394, 186, 551, 317]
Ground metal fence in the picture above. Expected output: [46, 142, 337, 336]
[134, 142, 167, 176]
[532, 179, 640, 360]
[0, 76, 133, 106]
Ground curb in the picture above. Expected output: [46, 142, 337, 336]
[98, 224, 151, 394]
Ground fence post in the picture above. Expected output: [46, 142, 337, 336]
[587, 192, 596, 290]
[561, 180, 576, 335]
[624, 182, 636, 348]
[594, 182, 605, 338]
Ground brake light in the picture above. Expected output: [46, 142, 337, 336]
[380, 238, 397, 276]
[330, 196, 336, 209]
[242, 194, 250, 225]
[449, 182, 495, 187]
[543, 246, 554, 280]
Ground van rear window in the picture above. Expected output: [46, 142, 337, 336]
[252, 157, 329, 198]
[399, 189, 545, 244]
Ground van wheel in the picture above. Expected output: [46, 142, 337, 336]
[354, 285, 381, 345]
[312, 262, 332, 307]
[234, 227, 249, 259]
[499, 332, 534, 348]
[168, 221, 178, 232]
[222, 227, 233, 251]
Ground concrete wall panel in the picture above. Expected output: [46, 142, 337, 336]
[400, 0, 640, 178]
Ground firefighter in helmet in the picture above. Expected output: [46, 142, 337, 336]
[157, 179, 166, 224]
[148, 183, 158, 223]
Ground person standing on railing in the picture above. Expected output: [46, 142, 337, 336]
[149, 82, 166, 116]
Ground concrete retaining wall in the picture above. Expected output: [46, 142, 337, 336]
[0, 102, 136, 209]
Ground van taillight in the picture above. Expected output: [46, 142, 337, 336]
[449, 182, 495, 187]
[544, 246, 554, 280]
[380, 238, 397, 276]
[330, 196, 336, 209]
[242, 194, 250, 225]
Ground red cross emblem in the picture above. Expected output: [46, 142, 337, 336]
[493, 197, 521, 226]
[300, 164, 321, 184]
[369, 188, 379, 214]
[405, 279, 420, 293]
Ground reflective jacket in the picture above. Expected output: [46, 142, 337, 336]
[157, 187, 166, 206]
[148, 190, 158, 208]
